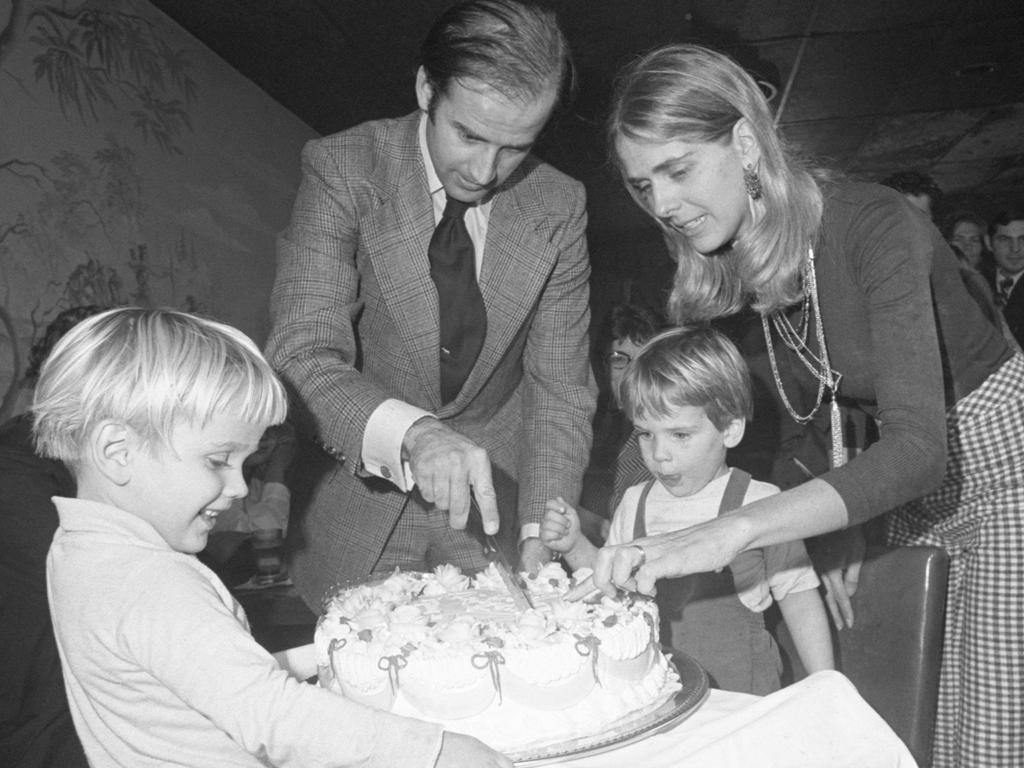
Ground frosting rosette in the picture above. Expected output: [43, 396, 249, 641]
[533, 561, 574, 591]
[421, 563, 471, 595]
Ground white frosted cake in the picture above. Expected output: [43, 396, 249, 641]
[314, 562, 681, 754]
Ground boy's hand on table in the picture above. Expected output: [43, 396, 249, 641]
[272, 644, 316, 681]
[435, 732, 514, 768]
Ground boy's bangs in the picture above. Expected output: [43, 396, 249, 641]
[628, 367, 685, 422]
[156, 335, 288, 434]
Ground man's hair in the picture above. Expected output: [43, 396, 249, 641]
[419, 0, 574, 111]
[879, 170, 942, 202]
[32, 307, 288, 464]
[989, 206, 1024, 237]
[943, 209, 987, 241]
[619, 326, 752, 431]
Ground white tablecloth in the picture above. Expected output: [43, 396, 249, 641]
[546, 671, 918, 768]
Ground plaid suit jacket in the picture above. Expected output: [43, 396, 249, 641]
[266, 112, 596, 605]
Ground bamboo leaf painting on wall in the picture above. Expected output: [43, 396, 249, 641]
[0, 0, 204, 421]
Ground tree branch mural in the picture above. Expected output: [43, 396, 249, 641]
[19, 1, 197, 152]
[0, 0, 201, 421]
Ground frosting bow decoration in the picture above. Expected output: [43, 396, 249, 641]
[472, 650, 507, 703]
[574, 633, 602, 685]
[327, 637, 346, 683]
[378, 652, 409, 694]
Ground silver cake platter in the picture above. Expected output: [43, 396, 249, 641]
[507, 650, 710, 767]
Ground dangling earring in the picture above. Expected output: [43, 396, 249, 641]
[743, 163, 763, 201]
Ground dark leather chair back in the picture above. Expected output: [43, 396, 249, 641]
[774, 544, 948, 768]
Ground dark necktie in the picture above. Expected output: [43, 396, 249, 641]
[428, 195, 487, 404]
[998, 274, 1015, 308]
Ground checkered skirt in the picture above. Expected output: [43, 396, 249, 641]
[887, 353, 1024, 768]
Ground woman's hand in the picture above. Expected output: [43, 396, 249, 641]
[591, 516, 750, 597]
[805, 525, 865, 629]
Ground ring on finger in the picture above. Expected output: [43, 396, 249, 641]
[628, 544, 646, 573]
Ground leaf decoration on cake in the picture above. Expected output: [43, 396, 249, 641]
[602, 614, 619, 627]
[472, 650, 506, 704]
[573, 633, 601, 685]
[483, 636, 505, 649]
[357, 628, 373, 642]
[377, 652, 408, 695]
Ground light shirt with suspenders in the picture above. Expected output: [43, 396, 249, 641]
[627, 468, 808, 695]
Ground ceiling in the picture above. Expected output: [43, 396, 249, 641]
[150, 0, 1024, 283]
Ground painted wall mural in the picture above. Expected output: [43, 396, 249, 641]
[0, 0, 317, 420]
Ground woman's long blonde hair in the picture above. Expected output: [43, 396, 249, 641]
[607, 44, 826, 322]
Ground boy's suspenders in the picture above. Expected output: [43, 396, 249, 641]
[636, 469, 778, 694]
[633, 468, 752, 540]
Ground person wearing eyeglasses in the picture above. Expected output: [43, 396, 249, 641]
[580, 303, 665, 534]
[605, 303, 664, 408]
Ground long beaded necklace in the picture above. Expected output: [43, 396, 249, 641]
[761, 246, 847, 469]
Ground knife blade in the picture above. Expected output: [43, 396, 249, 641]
[470, 496, 534, 611]
[484, 535, 535, 611]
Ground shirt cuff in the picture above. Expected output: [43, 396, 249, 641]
[362, 399, 433, 493]
[519, 523, 541, 545]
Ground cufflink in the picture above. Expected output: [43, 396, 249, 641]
[380, 465, 391, 479]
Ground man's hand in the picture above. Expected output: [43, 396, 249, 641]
[403, 418, 499, 534]
[519, 536, 552, 577]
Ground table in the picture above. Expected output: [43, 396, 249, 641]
[546, 670, 918, 768]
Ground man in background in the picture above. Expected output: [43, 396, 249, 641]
[983, 207, 1024, 348]
[267, 0, 595, 609]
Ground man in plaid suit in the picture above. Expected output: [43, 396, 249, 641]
[266, 0, 595, 609]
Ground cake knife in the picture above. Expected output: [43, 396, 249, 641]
[483, 535, 536, 612]
[470, 496, 535, 611]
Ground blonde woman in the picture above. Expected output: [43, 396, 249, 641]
[591, 43, 1024, 768]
